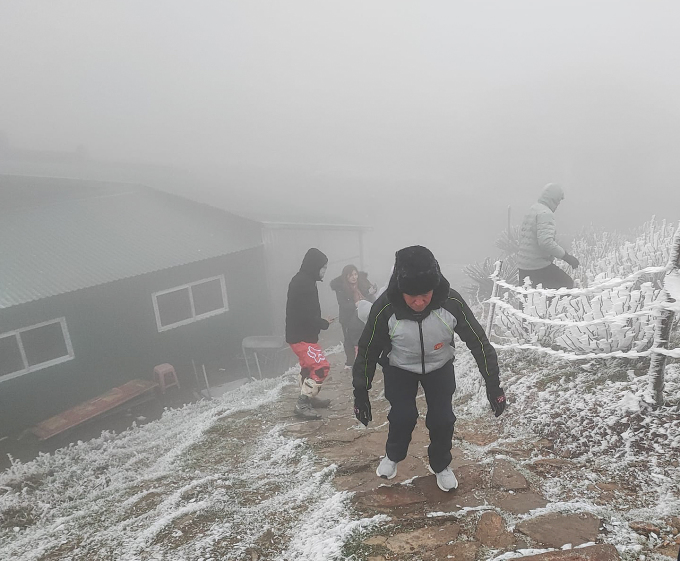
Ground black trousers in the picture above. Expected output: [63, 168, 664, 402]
[518, 263, 574, 289]
[341, 323, 356, 366]
[341, 318, 364, 366]
[383, 361, 456, 473]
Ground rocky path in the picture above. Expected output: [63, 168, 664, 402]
[3, 348, 679, 561]
[280, 352, 680, 561]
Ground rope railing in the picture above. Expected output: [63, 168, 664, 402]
[484, 222, 680, 405]
[487, 296, 666, 327]
[491, 342, 680, 360]
[495, 264, 669, 297]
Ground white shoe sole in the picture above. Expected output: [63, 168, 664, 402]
[429, 466, 458, 491]
[376, 465, 397, 480]
[436, 477, 458, 492]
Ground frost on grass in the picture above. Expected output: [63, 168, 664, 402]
[0, 374, 383, 561]
[455, 347, 680, 552]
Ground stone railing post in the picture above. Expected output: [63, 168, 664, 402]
[647, 224, 680, 406]
[485, 260, 503, 338]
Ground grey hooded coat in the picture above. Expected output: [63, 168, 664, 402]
[516, 183, 567, 270]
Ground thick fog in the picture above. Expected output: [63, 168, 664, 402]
[2, 1, 680, 276]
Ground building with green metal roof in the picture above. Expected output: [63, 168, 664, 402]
[0, 175, 271, 435]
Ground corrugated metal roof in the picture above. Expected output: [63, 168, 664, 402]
[0, 178, 263, 308]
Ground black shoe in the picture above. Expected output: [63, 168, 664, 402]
[294, 395, 322, 420]
[310, 396, 330, 408]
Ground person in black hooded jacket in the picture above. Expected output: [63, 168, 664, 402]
[286, 248, 335, 419]
[352, 245, 506, 492]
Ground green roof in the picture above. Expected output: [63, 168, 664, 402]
[0, 176, 263, 309]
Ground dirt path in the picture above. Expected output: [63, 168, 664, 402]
[3, 347, 679, 561]
[280, 351, 680, 561]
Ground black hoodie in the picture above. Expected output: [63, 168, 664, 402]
[285, 248, 330, 344]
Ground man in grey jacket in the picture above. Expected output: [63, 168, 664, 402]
[516, 183, 580, 289]
[352, 246, 506, 492]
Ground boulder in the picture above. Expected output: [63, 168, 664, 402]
[517, 512, 601, 548]
[512, 544, 619, 560]
[628, 521, 661, 537]
[384, 523, 460, 553]
[492, 491, 548, 514]
[492, 459, 529, 491]
[424, 540, 479, 561]
[474, 511, 514, 548]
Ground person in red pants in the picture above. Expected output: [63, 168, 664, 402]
[285, 248, 335, 419]
[352, 246, 506, 491]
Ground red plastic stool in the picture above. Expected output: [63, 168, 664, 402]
[153, 363, 180, 394]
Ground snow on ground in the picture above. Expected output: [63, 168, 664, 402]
[454, 347, 680, 557]
[2, 338, 679, 559]
[0, 366, 385, 561]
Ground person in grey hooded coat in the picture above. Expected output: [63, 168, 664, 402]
[516, 183, 580, 289]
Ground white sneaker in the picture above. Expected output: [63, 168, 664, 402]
[434, 467, 458, 491]
[376, 456, 398, 479]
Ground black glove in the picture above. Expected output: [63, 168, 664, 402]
[353, 391, 372, 426]
[486, 386, 506, 417]
[563, 253, 580, 269]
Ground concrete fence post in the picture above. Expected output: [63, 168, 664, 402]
[485, 260, 503, 338]
[647, 224, 680, 406]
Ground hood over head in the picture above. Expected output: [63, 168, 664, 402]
[300, 248, 328, 281]
[538, 183, 564, 212]
[394, 245, 441, 296]
[385, 246, 450, 317]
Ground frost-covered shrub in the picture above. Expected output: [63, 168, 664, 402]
[492, 217, 678, 355]
[463, 227, 519, 303]
[571, 217, 676, 288]
[463, 256, 517, 304]
[495, 282, 660, 353]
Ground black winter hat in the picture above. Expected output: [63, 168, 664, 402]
[395, 245, 441, 295]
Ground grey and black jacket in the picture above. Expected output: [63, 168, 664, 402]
[352, 271, 500, 395]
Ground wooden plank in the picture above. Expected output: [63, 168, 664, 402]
[30, 379, 159, 440]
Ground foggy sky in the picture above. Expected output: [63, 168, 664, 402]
[2, 1, 680, 269]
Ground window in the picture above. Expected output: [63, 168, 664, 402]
[156, 288, 192, 327]
[0, 318, 74, 381]
[152, 275, 229, 331]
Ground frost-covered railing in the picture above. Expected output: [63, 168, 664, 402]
[493, 265, 669, 297]
[484, 224, 680, 405]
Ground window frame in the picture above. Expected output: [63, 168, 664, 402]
[152, 275, 229, 332]
[0, 317, 75, 382]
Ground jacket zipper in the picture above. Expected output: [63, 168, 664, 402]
[418, 320, 425, 375]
